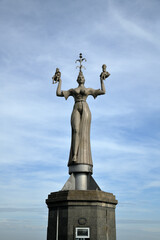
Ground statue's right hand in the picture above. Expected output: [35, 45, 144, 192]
[52, 74, 61, 84]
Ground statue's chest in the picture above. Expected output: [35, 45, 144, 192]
[74, 87, 86, 96]
[73, 88, 88, 102]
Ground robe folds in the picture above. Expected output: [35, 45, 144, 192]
[68, 101, 92, 166]
[63, 87, 101, 166]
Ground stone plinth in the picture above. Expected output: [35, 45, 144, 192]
[46, 190, 118, 240]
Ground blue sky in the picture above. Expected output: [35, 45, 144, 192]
[0, 0, 160, 239]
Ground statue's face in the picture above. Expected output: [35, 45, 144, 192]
[77, 76, 85, 84]
[102, 64, 106, 71]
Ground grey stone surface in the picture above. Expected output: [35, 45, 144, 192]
[46, 190, 117, 205]
[46, 190, 117, 240]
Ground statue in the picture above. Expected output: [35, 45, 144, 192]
[52, 54, 110, 167]
[52, 68, 61, 84]
[46, 55, 118, 240]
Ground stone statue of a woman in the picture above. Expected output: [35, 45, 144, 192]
[53, 55, 110, 168]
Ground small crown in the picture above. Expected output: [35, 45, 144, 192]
[75, 53, 87, 72]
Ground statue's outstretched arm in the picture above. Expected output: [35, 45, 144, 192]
[56, 78, 64, 97]
[88, 66, 110, 98]
[99, 77, 106, 94]
[53, 68, 72, 100]
[56, 79, 72, 100]
[87, 78, 106, 99]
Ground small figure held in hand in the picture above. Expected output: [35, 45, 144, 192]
[52, 68, 61, 84]
[100, 64, 110, 80]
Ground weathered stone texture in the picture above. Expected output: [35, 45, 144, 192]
[46, 190, 117, 240]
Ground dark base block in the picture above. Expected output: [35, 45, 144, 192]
[46, 190, 118, 240]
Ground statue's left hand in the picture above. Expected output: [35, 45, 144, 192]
[100, 71, 110, 80]
[52, 68, 61, 84]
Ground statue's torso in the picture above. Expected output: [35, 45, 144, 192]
[67, 86, 91, 115]
[72, 86, 89, 102]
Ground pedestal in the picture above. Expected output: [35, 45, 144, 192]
[46, 190, 118, 240]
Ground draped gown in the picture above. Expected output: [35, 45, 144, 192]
[63, 86, 101, 167]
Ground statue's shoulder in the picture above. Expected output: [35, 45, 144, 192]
[85, 87, 95, 94]
[64, 88, 78, 97]
[72, 87, 80, 94]
[65, 88, 75, 94]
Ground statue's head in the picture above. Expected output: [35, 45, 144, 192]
[102, 64, 107, 71]
[77, 71, 85, 85]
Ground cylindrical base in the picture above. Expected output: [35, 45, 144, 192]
[75, 173, 88, 190]
[69, 164, 93, 175]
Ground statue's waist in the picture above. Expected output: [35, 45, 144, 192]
[75, 99, 86, 103]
